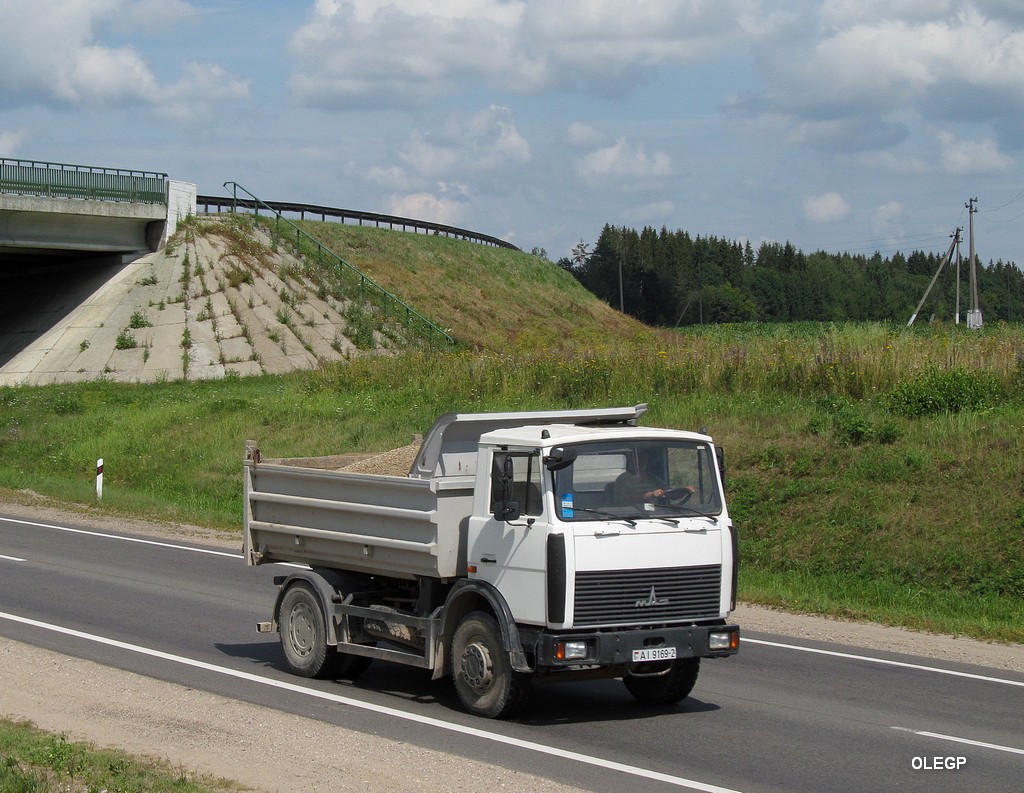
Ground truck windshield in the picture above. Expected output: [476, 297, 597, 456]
[552, 439, 723, 521]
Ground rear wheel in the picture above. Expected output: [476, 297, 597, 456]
[279, 582, 333, 678]
[279, 581, 375, 681]
[623, 657, 700, 704]
[451, 611, 531, 719]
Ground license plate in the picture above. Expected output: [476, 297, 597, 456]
[632, 646, 676, 662]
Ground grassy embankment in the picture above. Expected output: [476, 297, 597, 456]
[1, 222, 1022, 644]
[0, 718, 237, 792]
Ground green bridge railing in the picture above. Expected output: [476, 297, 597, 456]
[0, 157, 168, 204]
[219, 182, 455, 348]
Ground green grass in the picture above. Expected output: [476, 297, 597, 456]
[290, 220, 652, 351]
[0, 719, 239, 793]
[1, 329, 1022, 643]
[740, 568, 1024, 643]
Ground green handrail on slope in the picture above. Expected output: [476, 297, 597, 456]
[221, 181, 454, 348]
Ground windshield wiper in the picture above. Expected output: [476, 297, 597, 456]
[576, 507, 637, 527]
[658, 504, 719, 524]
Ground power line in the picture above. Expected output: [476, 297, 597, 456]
[980, 190, 1024, 213]
[806, 231, 950, 249]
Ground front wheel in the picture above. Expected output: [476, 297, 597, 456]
[623, 657, 700, 704]
[451, 611, 531, 719]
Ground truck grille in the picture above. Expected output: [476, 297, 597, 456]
[573, 565, 721, 626]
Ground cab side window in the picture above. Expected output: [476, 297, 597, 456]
[490, 452, 543, 517]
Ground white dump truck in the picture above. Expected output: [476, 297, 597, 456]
[243, 404, 739, 718]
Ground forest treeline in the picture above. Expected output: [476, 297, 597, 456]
[557, 224, 1024, 326]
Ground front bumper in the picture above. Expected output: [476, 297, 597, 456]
[533, 623, 739, 667]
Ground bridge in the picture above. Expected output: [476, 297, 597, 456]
[0, 158, 188, 267]
[0, 158, 195, 381]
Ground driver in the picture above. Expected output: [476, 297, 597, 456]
[613, 451, 694, 505]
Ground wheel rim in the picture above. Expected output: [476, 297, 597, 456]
[287, 601, 316, 658]
[460, 640, 494, 691]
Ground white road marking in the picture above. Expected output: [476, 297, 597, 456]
[743, 637, 1024, 688]
[0, 554, 26, 562]
[0, 516, 241, 559]
[891, 726, 1024, 755]
[0, 610, 744, 793]
[0, 516, 308, 567]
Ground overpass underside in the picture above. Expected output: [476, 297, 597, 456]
[0, 158, 184, 377]
[0, 194, 166, 269]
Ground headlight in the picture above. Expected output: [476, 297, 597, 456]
[709, 631, 738, 650]
[555, 640, 590, 660]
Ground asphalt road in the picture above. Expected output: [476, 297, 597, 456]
[1, 513, 1022, 793]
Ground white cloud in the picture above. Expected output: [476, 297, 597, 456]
[803, 192, 851, 223]
[446, 105, 531, 168]
[0, 129, 29, 154]
[0, 1, 246, 117]
[566, 122, 606, 147]
[56, 45, 160, 104]
[872, 201, 904, 237]
[378, 106, 531, 191]
[157, 63, 250, 122]
[388, 191, 463, 226]
[288, 0, 763, 107]
[743, 3, 1024, 153]
[578, 139, 671, 182]
[366, 164, 413, 191]
[937, 130, 1014, 174]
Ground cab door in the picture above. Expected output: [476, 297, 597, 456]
[466, 450, 550, 625]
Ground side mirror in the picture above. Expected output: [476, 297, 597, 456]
[498, 500, 521, 522]
[544, 446, 577, 471]
[716, 445, 725, 487]
[492, 454, 522, 522]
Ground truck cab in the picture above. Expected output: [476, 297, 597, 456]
[467, 421, 738, 691]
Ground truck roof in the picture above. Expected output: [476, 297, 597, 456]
[410, 404, 648, 479]
[478, 422, 711, 448]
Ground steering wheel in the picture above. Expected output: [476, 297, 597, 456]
[662, 487, 694, 505]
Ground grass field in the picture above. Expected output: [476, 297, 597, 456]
[1, 321, 1022, 642]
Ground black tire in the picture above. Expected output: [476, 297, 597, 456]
[623, 657, 700, 704]
[279, 582, 335, 679]
[451, 611, 531, 719]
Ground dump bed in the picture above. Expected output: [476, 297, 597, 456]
[243, 448, 473, 579]
[243, 405, 648, 580]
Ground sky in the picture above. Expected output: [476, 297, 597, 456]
[2, 0, 1023, 267]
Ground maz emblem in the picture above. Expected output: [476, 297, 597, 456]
[635, 586, 669, 608]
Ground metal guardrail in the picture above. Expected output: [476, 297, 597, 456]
[0, 157, 168, 204]
[215, 182, 455, 347]
[197, 193, 518, 250]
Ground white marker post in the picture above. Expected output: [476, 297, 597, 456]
[96, 458, 104, 501]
